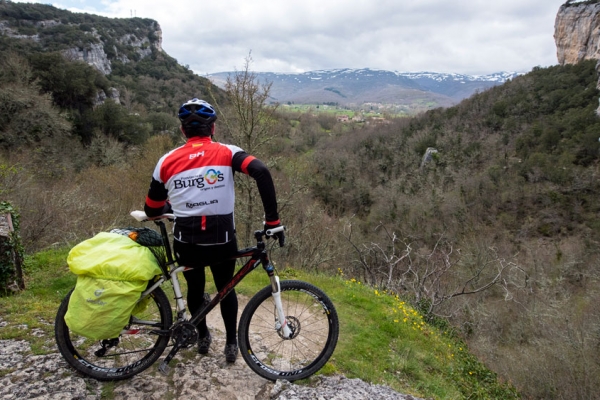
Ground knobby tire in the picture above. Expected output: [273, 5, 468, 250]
[54, 286, 172, 381]
[238, 280, 339, 381]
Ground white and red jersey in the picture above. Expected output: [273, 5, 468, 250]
[144, 136, 279, 245]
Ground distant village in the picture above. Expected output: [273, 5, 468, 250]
[334, 114, 390, 124]
[281, 101, 405, 124]
[280, 98, 433, 123]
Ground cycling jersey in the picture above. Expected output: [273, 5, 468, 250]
[144, 136, 279, 244]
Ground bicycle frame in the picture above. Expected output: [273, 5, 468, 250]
[137, 217, 290, 375]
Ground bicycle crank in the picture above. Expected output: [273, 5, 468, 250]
[171, 321, 199, 348]
[158, 321, 198, 375]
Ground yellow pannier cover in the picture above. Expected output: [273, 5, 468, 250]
[64, 232, 162, 340]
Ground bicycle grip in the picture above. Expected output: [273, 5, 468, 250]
[266, 225, 286, 236]
[130, 210, 175, 222]
[130, 210, 148, 222]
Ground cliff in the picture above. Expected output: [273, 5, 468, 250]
[555, 1, 600, 65]
[0, 2, 163, 75]
[60, 23, 163, 75]
[0, 2, 195, 108]
[555, 1, 600, 113]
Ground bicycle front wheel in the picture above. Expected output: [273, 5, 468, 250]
[238, 280, 339, 381]
[54, 286, 172, 381]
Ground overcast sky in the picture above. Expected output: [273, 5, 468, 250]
[14, 0, 568, 76]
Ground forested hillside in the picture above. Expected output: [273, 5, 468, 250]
[305, 61, 600, 399]
[0, 1, 221, 161]
[1, 1, 600, 398]
[312, 62, 600, 231]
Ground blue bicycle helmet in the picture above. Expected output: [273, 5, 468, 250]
[178, 98, 217, 125]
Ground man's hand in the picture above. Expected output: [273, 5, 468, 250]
[162, 201, 173, 215]
[264, 221, 285, 247]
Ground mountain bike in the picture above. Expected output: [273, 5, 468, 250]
[54, 211, 339, 382]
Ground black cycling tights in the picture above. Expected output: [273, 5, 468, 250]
[175, 240, 239, 345]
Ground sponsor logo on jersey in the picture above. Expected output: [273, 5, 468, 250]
[173, 169, 224, 189]
[186, 199, 219, 208]
[204, 169, 221, 184]
[189, 151, 205, 159]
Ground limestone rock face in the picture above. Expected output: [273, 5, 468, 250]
[63, 22, 163, 75]
[555, 2, 600, 115]
[0, 16, 164, 76]
[146, 20, 163, 53]
[555, 3, 600, 65]
[95, 87, 121, 106]
[63, 42, 113, 75]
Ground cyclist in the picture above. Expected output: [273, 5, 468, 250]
[144, 98, 284, 363]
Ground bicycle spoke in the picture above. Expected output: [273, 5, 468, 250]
[55, 287, 172, 381]
[239, 280, 339, 381]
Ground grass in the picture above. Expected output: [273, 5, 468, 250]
[237, 266, 519, 399]
[0, 249, 74, 352]
[0, 247, 520, 399]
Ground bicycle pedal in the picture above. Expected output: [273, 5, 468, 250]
[158, 361, 171, 376]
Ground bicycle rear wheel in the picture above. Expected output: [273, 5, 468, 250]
[238, 280, 339, 381]
[54, 286, 172, 381]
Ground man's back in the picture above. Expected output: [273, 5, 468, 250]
[144, 97, 282, 246]
[155, 136, 242, 219]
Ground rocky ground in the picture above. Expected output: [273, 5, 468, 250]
[0, 312, 423, 399]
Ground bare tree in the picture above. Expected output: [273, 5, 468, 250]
[342, 221, 510, 317]
[341, 220, 412, 288]
[217, 52, 279, 155]
[408, 235, 508, 316]
[209, 52, 280, 242]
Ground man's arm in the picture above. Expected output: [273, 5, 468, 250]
[232, 153, 279, 224]
[144, 178, 169, 217]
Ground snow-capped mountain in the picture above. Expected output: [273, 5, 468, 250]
[208, 68, 523, 110]
[395, 71, 520, 83]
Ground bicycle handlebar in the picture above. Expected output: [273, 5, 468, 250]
[265, 225, 285, 236]
[130, 210, 174, 222]
[130, 211, 285, 242]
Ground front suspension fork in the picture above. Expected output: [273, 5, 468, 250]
[266, 265, 293, 339]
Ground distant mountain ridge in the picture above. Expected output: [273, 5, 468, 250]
[208, 68, 523, 111]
